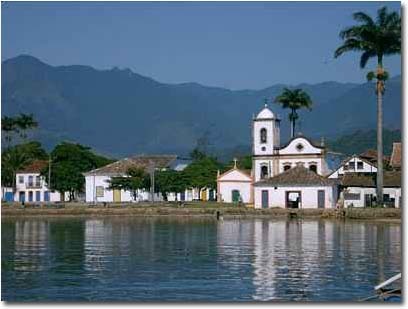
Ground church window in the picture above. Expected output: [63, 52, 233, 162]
[296, 143, 304, 151]
[260, 128, 267, 144]
[357, 161, 364, 169]
[284, 165, 291, 171]
[261, 166, 268, 179]
[261, 146, 266, 151]
[309, 164, 317, 173]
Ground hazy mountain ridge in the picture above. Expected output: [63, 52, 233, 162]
[2, 55, 401, 157]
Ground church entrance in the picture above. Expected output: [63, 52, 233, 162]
[286, 191, 301, 208]
[232, 190, 240, 203]
[261, 190, 268, 208]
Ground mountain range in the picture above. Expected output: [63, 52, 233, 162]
[2, 55, 401, 158]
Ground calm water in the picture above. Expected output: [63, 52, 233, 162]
[1, 217, 401, 302]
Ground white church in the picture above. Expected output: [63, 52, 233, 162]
[217, 104, 338, 209]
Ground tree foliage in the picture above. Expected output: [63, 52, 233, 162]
[1, 141, 48, 188]
[41, 142, 114, 200]
[155, 169, 188, 200]
[183, 156, 221, 190]
[108, 167, 149, 201]
[1, 113, 38, 146]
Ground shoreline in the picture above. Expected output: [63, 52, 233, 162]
[1, 202, 401, 222]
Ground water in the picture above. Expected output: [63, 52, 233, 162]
[1, 217, 401, 302]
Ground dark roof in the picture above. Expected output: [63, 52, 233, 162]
[83, 155, 177, 176]
[341, 171, 401, 188]
[359, 149, 390, 164]
[17, 160, 48, 173]
[390, 142, 401, 169]
[254, 166, 334, 186]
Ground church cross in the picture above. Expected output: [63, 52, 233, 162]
[233, 158, 238, 168]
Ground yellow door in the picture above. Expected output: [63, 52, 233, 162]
[113, 189, 121, 202]
[201, 189, 207, 201]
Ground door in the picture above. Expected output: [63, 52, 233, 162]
[318, 190, 325, 208]
[44, 191, 50, 202]
[209, 189, 214, 201]
[364, 194, 372, 207]
[180, 191, 185, 201]
[36, 191, 41, 202]
[201, 189, 207, 201]
[5, 192, 14, 202]
[261, 190, 268, 208]
[113, 189, 121, 202]
[28, 191, 33, 202]
[19, 192, 25, 202]
[232, 190, 240, 203]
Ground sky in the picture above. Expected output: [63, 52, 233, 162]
[1, 1, 401, 90]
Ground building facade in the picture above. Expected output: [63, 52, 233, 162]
[14, 160, 61, 202]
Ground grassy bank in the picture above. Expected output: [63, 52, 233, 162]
[0, 201, 401, 220]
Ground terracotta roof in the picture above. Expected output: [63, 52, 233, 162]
[390, 142, 401, 169]
[359, 149, 390, 164]
[254, 166, 334, 186]
[341, 171, 401, 188]
[83, 155, 177, 176]
[16, 160, 48, 173]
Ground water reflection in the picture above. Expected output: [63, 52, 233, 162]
[1, 217, 401, 302]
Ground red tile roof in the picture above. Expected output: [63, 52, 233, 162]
[17, 160, 48, 173]
[390, 142, 401, 169]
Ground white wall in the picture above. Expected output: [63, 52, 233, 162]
[14, 172, 61, 202]
[343, 187, 401, 208]
[279, 137, 323, 155]
[254, 185, 336, 209]
[278, 157, 325, 175]
[253, 120, 275, 156]
[219, 182, 252, 203]
[329, 156, 377, 178]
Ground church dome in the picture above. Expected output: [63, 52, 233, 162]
[256, 104, 275, 119]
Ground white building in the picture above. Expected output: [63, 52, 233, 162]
[254, 166, 337, 209]
[328, 155, 377, 179]
[83, 155, 213, 203]
[217, 104, 335, 208]
[217, 162, 253, 203]
[14, 160, 61, 202]
[341, 172, 401, 208]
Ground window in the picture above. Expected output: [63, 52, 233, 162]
[261, 146, 266, 151]
[35, 176, 41, 187]
[18, 176, 24, 184]
[349, 162, 355, 170]
[343, 164, 349, 171]
[357, 161, 363, 170]
[261, 166, 268, 179]
[284, 165, 291, 171]
[28, 175, 34, 186]
[260, 128, 267, 144]
[344, 193, 361, 200]
[96, 186, 104, 197]
[309, 164, 317, 173]
[296, 143, 304, 151]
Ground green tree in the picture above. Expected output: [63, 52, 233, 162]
[108, 167, 149, 201]
[183, 157, 221, 191]
[15, 113, 38, 140]
[1, 116, 18, 148]
[41, 142, 114, 200]
[334, 6, 401, 205]
[275, 88, 313, 138]
[155, 169, 188, 201]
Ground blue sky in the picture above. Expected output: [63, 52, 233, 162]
[1, 1, 401, 90]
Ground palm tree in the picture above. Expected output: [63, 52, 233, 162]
[275, 88, 313, 138]
[1, 116, 17, 148]
[334, 6, 401, 206]
[1, 148, 32, 190]
[15, 113, 38, 140]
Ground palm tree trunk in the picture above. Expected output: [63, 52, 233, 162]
[376, 66, 384, 207]
[290, 110, 295, 138]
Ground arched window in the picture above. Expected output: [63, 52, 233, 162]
[260, 128, 267, 144]
[284, 165, 291, 171]
[261, 165, 268, 179]
[309, 164, 317, 173]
